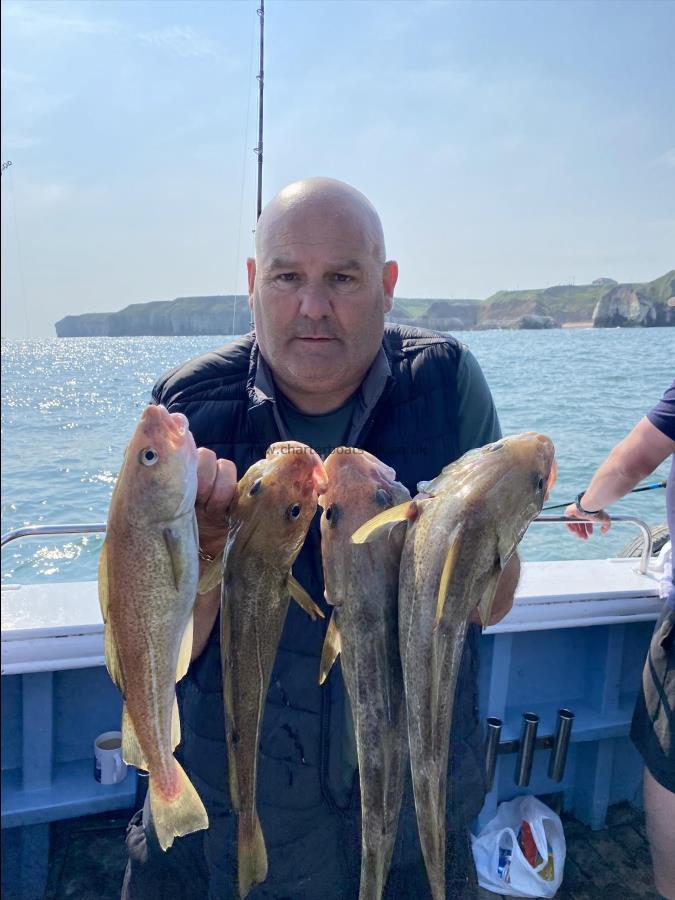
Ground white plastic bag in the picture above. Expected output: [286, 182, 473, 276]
[471, 795, 566, 897]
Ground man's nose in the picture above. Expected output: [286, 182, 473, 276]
[297, 282, 331, 319]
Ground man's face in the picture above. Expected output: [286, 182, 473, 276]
[248, 201, 398, 409]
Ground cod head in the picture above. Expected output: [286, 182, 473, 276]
[113, 404, 198, 525]
[319, 448, 410, 607]
[353, 432, 556, 627]
[228, 441, 328, 564]
[453, 432, 556, 549]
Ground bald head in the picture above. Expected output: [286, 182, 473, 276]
[247, 176, 398, 415]
[255, 177, 386, 264]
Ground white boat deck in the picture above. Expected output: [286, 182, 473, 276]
[1, 556, 664, 675]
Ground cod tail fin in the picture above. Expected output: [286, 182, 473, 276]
[148, 760, 209, 852]
[237, 809, 268, 898]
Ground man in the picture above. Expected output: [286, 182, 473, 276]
[565, 381, 674, 900]
[122, 177, 519, 899]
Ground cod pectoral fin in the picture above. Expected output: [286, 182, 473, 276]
[319, 614, 342, 685]
[288, 574, 324, 621]
[163, 524, 190, 592]
[477, 562, 503, 627]
[197, 550, 224, 594]
[351, 499, 423, 544]
[435, 523, 463, 628]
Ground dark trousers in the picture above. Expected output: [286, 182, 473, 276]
[121, 778, 479, 899]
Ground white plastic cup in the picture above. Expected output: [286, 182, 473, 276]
[94, 730, 127, 785]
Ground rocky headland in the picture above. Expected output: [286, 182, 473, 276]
[55, 271, 674, 336]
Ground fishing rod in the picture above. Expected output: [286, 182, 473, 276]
[543, 480, 667, 511]
[255, 0, 265, 221]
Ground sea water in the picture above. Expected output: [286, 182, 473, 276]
[1, 329, 672, 584]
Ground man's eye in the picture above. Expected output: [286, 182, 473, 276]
[276, 273, 298, 283]
[332, 273, 352, 284]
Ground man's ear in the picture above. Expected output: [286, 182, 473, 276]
[382, 260, 398, 313]
[247, 258, 256, 310]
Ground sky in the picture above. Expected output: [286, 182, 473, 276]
[1, 0, 674, 338]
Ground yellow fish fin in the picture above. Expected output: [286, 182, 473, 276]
[220, 597, 240, 811]
[288, 574, 324, 621]
[97, 540, 110, 621]
[171, 695, 181, 751]
[435, 523, 463, 628]
[148, 760, 209, 852]
[351, 500, 417, 544]
[175, 615, 193, 683]
[103, 622, 125, 693]
[237, 810, 268, 898]
[122, 703, 148, 770]
[197, 551, 224, 594]
[319, 614, 342, 685]
[162, 524, 190, 592]
[477, 563, 502, 627]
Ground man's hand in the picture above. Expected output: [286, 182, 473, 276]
[195, 448, 237, 558]
[564, 503, 611, 540]
[469, 553, 520, 627]
[190, 449, 237, 663]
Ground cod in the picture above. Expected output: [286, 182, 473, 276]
[319, 448, 411, 900]
[98, 404, 208, 852]
[220, 441, 328, 898]
[354, 433, 556, 900]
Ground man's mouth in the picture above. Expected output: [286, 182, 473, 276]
[296, 336, 335, 341]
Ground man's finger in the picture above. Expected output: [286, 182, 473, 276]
[196, 448, 218, 504]
[202, 459, 237, 515]
[565, 521, 590, 539]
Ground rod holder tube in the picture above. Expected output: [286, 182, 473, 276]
[515, 712, 540, 787]
[548, 708, 575, 782]
[484, 717, 503, 792]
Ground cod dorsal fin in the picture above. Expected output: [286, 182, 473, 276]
[351, 499, 422, 544]
[175, 615, 194, 682]
[98, 541, 126, 690]
[319, 614, 342, 685]
[197, 550, 225, 594]
[435, 523, 463, 628]
[122, 703, 148, 770]
[97, 540, 110, 621]
[171, 695, 181, 751]
[288, 574, 324, 621]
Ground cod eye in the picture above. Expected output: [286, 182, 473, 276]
[325, 504, 340, 527]
[375, 488, 393, 508]
[533, 474, 545, 492]
[286, 503, 302, 520]
[249, 478, 263, 496]
[139, 447, 159, 466]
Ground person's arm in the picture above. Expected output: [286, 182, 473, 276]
[191, 448, 237, 661]
[565, 417, 675, 539]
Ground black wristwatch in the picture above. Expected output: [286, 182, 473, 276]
[574, 492, 602, 516]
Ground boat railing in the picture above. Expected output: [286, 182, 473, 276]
[1, 514, 655, 574]
[531, 515, 653, 574]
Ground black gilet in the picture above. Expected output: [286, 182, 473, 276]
[152, 324, 485, 878]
